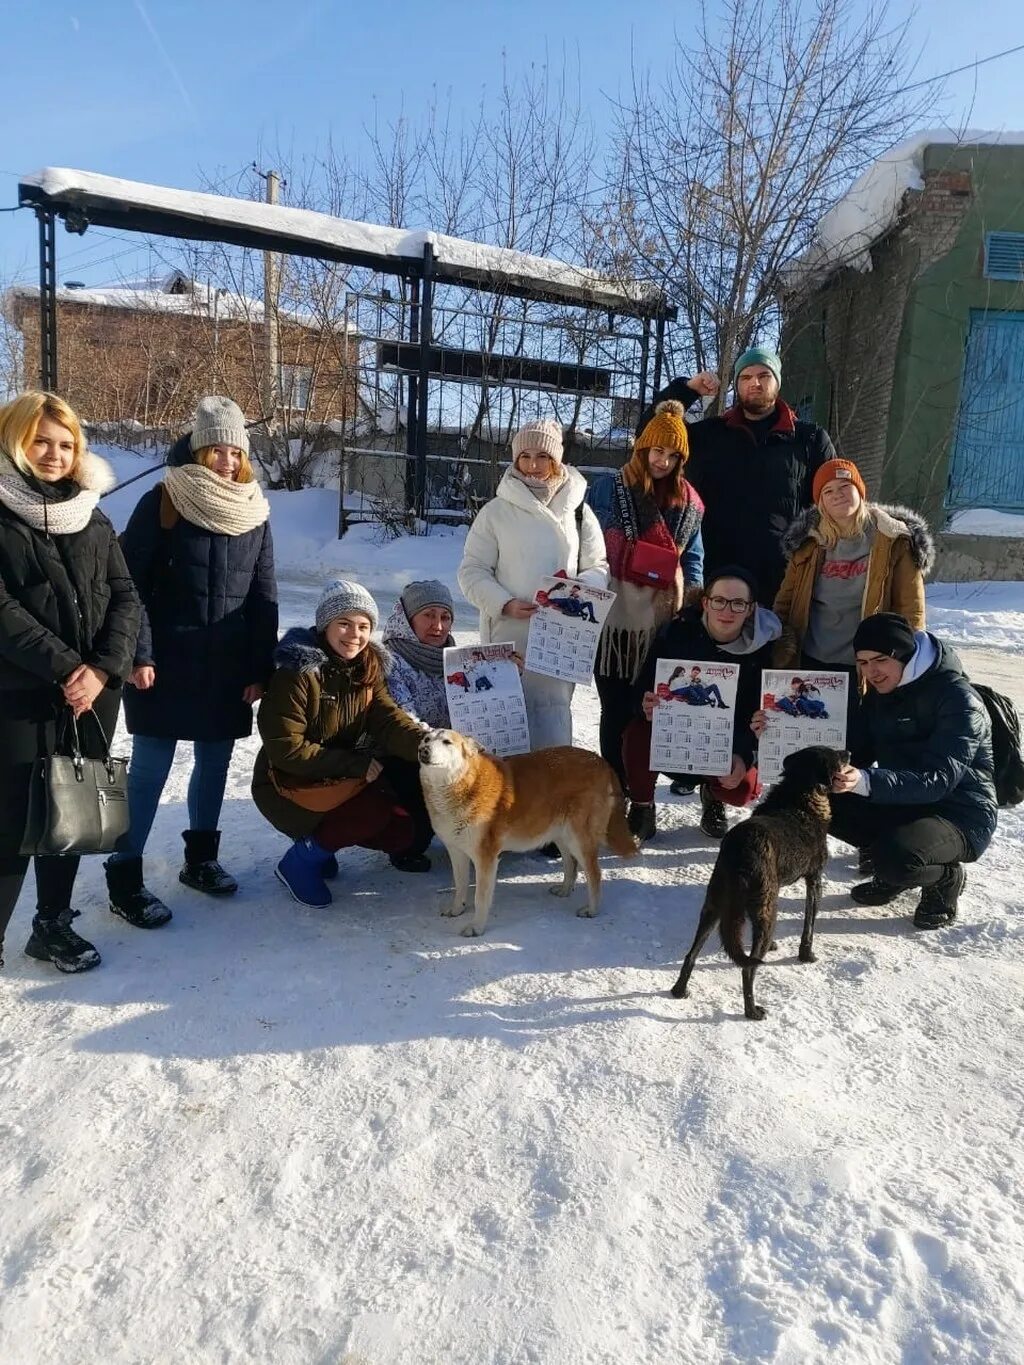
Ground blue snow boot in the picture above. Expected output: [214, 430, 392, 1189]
[275, 838, 333, 908]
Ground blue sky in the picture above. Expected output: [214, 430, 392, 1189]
[2, 0, 1023, 287]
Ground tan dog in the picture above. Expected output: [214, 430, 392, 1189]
[418, 730, 637, 936]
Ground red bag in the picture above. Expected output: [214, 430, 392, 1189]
[623, 539, 679, 589]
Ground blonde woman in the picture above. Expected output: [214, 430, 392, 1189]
[458, 418, 608, 751]
[773, 458, 933, 673]
[108, 396, 278, 924]
[0, 392, 140, 972]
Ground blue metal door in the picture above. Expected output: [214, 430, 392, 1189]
[948, 310, 1024, 512]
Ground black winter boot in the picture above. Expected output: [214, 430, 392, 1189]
[178, 830, 238, 896]
[627, 802, 657, 842]
[850, 878, 903, 906]
[699, 784, 728, 839]
[25, 910, 101, 973]
[105, 857, 172, 929]
[913, 863, 965, 930]
[669, 775, 699, 796]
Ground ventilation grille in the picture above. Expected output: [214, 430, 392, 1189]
[984, 232, 1024, 281]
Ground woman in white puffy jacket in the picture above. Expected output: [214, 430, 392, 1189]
[457, 419, 609, 750]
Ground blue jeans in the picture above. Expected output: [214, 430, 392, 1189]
[111, 736, 235, 860]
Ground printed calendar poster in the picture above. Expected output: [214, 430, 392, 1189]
[649, 658, 740, 777]
[525, 576, 616, 686]
[443, 643, 530, 757]
[758, 669, 849, 782]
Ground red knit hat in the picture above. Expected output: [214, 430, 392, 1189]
[813, 458, 866, 506]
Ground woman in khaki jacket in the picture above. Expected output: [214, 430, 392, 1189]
[252, 579, 429, 908]
[773, 458, 934, 674]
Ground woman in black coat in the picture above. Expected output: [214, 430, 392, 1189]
[106, 396, 278, 923]
[0, 392, 140, 973]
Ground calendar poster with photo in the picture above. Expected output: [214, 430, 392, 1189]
[443, 643, 530, 757]
[758, 669, 849, 783]
[525, 576, 616, 686]
[649, 658, 740, 777]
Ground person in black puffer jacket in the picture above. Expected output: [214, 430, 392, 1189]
[0, 392, 140, 973]
[106, 397, 278, 924]
[637, 347, 835, 605]
[621, 566, 780, 842]
[827, 613, 997, 930]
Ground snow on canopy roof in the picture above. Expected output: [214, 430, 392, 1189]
[20, 167, 667, 318]
[784, 130, 1024, 289]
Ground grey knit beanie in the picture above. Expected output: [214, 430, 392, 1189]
[189, 395, 250, 456]
[315, 579, 379, 633]
[401, 579, 455, 622]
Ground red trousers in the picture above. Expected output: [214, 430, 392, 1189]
[622, 717, 761, 806]
[314, 785, 415, 854]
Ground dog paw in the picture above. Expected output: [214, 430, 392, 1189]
[440, 903, 467, 918]
[460, 923, 484, 938]
[768, 940, 778, 952]
[670, 982, 689, 999]
[575, 905, 598, 918]
[549, 884, 572, 899]
[745, 1005, 767, 1021]
[798, 947, 817, 964]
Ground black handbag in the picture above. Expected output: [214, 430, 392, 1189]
[20, 709, 130, 857]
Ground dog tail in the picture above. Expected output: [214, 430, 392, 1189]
[605, 798, 639, 858]
[717, 866, 770, 969]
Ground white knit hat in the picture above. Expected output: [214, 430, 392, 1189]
[315, 579, 379, 632]
[189, 395, 250, 456]
[511, 418, 564, 464]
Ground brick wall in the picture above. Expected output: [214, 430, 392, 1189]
[10, 295, 358, 431]
[781, 166, 973, 497]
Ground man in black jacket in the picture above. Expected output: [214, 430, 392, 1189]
[639, 348, 835, 604]
[829, 613, 997, 929]
[623, 566, 780, 840]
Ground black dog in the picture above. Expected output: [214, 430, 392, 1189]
[671, 745, 849, 1021]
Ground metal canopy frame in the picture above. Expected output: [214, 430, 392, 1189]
[19, 172, 675, 520]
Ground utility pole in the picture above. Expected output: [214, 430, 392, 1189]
[257, 168, 281, 433]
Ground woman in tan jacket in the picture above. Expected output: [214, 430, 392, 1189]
[773, 458, 934, 674]
[252, 579, 429, 908]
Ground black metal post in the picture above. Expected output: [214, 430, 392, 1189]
[405, 277, 421, 518]
[37, 209, 58, 391]
[652, 313, 666, 399]
[637, 317, 651, 414]
[414, 242, 434, 522]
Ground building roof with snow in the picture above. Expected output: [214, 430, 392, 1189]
[784, 130, 1024, 290]
[19, 168, 671, 319]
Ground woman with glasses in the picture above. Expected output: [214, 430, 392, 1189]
[586, 400, 704, 795]
[458, 418, 608, 752]
[621, 567, 780, 841]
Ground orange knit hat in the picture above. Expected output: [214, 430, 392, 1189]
[813, 458, 866, 505]
[635, 399, 689, 461]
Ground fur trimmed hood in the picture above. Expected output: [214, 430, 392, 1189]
[781, 501, 935, 576]
[273, 625, 392, 675]
[75, 448, 117, 494]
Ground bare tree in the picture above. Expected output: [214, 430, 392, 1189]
[605, 0, 938, 400]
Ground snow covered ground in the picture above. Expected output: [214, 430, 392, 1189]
[2, 459, 1023, 1364]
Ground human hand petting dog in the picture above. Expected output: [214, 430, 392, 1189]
[832, 764, 865, 795]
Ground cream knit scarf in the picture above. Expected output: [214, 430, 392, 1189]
[163, 463, 270, 536]
[0, 448, 114, 534]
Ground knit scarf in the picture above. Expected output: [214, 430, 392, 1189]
[597, 472, 704, 683]
[509, 464, 567, 505]
[0, 448, 114, 534]
[163, 464, 270, 536]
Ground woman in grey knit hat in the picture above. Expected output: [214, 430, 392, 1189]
[382, 579, 457, 730]
[108, 396, 278, 926]
[251, 579, 433, 908]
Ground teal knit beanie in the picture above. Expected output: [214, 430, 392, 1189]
[733, 347, 782, 387]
